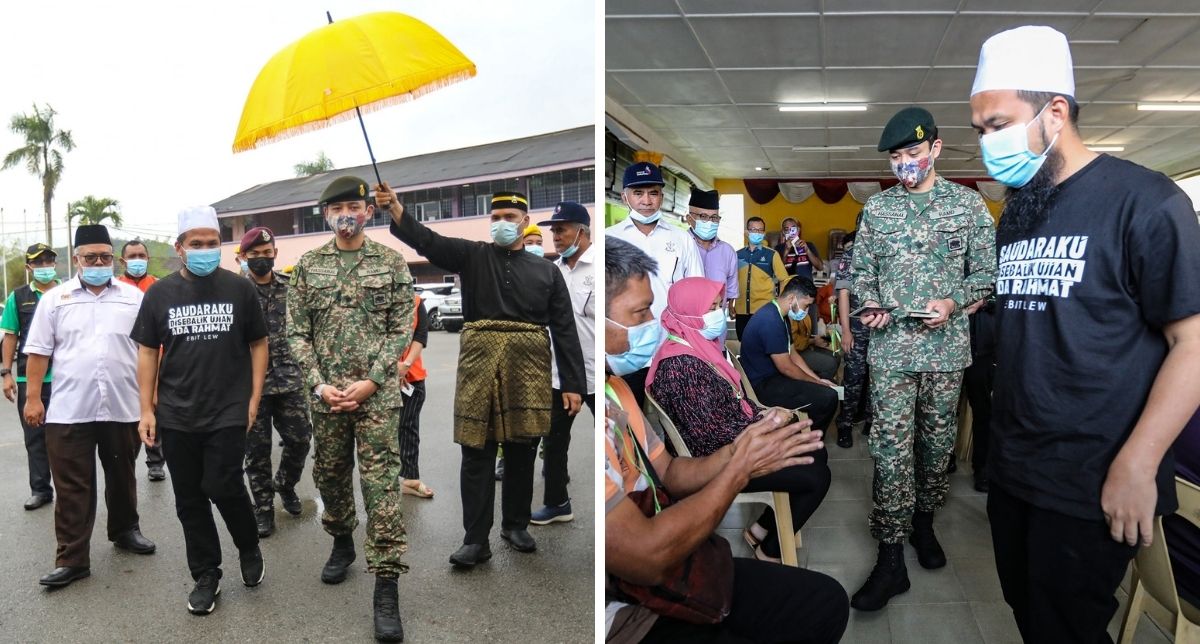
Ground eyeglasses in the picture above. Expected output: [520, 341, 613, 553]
[77, 253, 114, 266]
[689, 211, 721, 223]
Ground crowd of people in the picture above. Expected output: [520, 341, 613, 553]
[4, 173, 593, 642]
[604, 25, 1200, 644]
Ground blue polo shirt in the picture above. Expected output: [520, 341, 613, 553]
[740, 302, 790, 386]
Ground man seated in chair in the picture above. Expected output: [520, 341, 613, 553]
[1167, 407, 1200, 609]
[738, 275, 839, 431]
[603, 237, 847, 644]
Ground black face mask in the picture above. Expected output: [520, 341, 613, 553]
[247, 257, 275, 277]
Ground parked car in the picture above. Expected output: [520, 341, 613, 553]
[413, 283, 459, 331]
[440, 292, 463, 332]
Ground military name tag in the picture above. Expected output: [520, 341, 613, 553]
[947, 237, 964, 252]
[308, 267, 338, 276]
[358, 267, 391, 277]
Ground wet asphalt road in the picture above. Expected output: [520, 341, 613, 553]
[0, 333, 595, 643]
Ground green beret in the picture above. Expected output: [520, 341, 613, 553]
[319, 175, 370, 206]
[877, 107, 938, 152]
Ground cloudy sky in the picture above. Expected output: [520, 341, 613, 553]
[0, 0, 595, 247]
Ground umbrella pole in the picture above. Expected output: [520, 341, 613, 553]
[327, 11, 383, 186]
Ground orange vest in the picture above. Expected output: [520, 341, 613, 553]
[402, 295, 427, 383]
[118, 273, 157, 293]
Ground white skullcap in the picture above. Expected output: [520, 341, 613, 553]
[177, 205, 220, 236]
[971, 26, 1075, 97]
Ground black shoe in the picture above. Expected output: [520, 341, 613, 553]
[861, 420, 872, 437]
[39, 566, 90, 588]
[373, 576, 404, 642]
[321, 534, 356, 584]
[850, 543, 910, 611]
[23, 494, 52, 511]
[500, 529, 537, 553]
[449, 543, 492, 568]
[147, 464, 166, 481]
[113, 528, 156, 554]
[187, 570, 221, 615]
[255, 511, 275, 538]
[836, 430, 853, 449]
[909, 511, 947, 569]
[973, 470, 990, 493]
[240, 546, 265, 587]
[494, 458, 504, 481]
[278, 488, 302, 516]
[946, 456, 957, 474]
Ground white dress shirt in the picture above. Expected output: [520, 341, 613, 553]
[23, 277, 144, 424]
[606, 216, 704, 320]
[552, 244, 595, 394]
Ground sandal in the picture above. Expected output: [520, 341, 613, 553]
[401, 479, 434, 499]
[753, 544, 782, 564]
[743, 522, 768, 549]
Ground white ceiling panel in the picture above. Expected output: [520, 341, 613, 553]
[721, 69, 826, 104]
[690, 16, 823, 68]
[610, 71, 730, 105]
[1071, 18, 1200, 67]
[825, 69, 926, 104]
[672, 127, 757, 148]
[639, 105, 748, 128]
[605, 0, 680, 16]
[680, 0, 822, 13]
[823, 15, 953, 68]
[749, 128, 830, 147]
[606, 18, 711, 70]
[935, 15, 1085, 66]
[606, 74, 644, 106]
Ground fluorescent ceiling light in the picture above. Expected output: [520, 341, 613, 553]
[1137, 103, 1200, 111]
[754, 166, 768, 171]
[1087, 145, 1125, 152]
[792, 145, 861, 152]
[779, 104, 867, 112]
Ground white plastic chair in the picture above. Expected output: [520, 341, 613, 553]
[1118, 476, 1200, 644]
[642, 390, 801, 567]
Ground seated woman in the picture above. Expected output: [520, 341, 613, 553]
[646, 276, 831, 562]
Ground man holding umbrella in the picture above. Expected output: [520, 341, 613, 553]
[381, 184, 585, 567]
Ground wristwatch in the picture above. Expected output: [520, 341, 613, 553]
[312, 384, 325, 402]
[0, 368, 11, 377]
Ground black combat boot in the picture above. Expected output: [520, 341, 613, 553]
[909, 510, 947, 569]
[850, 542, 910, 611]
[373, 576, 404, 642]
[320, 534, 356, 584]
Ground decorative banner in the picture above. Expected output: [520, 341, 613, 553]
[743, 179, 782, 205]
[777, 182, 815, 204]
[812, 180, 849, 204]
[976, 181, 1008, 202]
[846, 182, 882, 204]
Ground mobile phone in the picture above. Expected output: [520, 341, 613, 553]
[849, 304, 896, 318]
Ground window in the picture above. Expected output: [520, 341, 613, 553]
[301, 206, 324, 234]
[415, 200, 441, 221]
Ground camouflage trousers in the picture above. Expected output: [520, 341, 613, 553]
[868, 368, 963, 543]
[312, 407, 408, 576]
[836, 321, 873, 434]
[245, 389, 313, 513]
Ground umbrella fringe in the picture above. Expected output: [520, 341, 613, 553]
[233, 69, 476, 153]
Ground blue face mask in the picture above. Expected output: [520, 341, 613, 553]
[628, 208, 661, 225]
[694, 220, 719, 241]
[239, 260, 250, 273]
[788, 306, 808, 322]
[80, 266, 113, 286]
[491, 221, 521, 246]
[185, 248, 221, 277]
[524, 244, 545, 257]
[559, 227, 582, 259]
[979, 102, 1059, 188]
[32, 267, 57, 284]
[748, 232, 766, 246]
[605, 317, 663, 376]
[699, 308, 728, 341]
[125, 259, 148, 277]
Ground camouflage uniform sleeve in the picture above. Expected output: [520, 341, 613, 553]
[367, 257, 414, 387]
[286, 259, 325, 391]
[852, 206, 883, 305]
[963, 196, 998, 306]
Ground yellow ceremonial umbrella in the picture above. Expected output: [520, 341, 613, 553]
[233, 11, 476, 183]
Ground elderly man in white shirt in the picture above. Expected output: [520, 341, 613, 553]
[531, 202, 596, 526]
[605, 162, 704, 404]
[23, 224, 155, 589]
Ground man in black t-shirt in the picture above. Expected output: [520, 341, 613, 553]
[970, 27, 1200, 642]
[131, 206, 269, 616]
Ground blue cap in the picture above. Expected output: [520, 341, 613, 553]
[538, 201, 590, 227]
[622, 162, 664, 188]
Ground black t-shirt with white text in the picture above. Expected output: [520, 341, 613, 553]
[131, 269, 268, 432]
[992, 154, 1200, 520]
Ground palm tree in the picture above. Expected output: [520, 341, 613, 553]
[67, 195, 123, 228]
[294, 151, 334, 177]
[2, 104, 75, 247]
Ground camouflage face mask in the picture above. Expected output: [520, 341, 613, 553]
[891, 152, 935, 188]
[326, 213, 367, 239]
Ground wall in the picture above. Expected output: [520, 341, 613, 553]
[714, 178, 1004, 258]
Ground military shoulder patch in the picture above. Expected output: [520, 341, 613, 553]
[947, 237, 964, 252]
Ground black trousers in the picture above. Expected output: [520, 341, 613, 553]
[162, 426, 259, 580]
[397, 380, 427, 480]
[640, 557, 849, 644]
[987, 483, 1136, 644]
[753, 374, 839, 431]
[963, 353, 994, 472]
[141, 434, 164, 467]
[744, 448, 831, 558]
[460, 440, 535, 545]
[17, 381, 53, 498]
[535, 389, 596, 507]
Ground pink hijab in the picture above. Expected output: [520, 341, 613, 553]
[646, 277, 753, 415]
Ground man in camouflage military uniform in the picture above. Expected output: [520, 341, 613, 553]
[849, 107, 996, 611]
[833, 224, 872, 449]
[238, 226, 312, 538]
[287, 175, 413, 642]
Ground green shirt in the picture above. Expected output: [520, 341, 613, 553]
[908, 189, 932, 213]
[0, 284, 56, 383]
